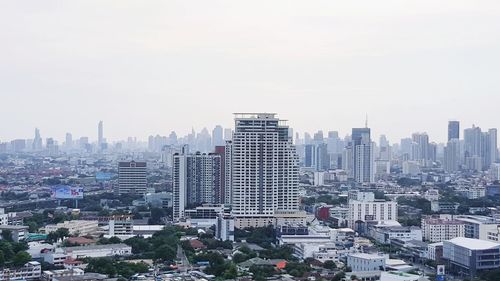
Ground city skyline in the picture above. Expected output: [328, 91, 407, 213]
[2, 1, 500, 142]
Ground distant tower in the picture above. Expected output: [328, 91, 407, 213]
[448, 121, 460, 141]
[98, 121, 104, 149]
[33, 128, 42, 151]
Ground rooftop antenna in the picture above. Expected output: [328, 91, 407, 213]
[365, 114, 368, 128]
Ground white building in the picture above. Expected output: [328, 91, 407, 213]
[347, 253, 386, 272]
[427, 242, 443, 261]
[370, 226, 422, 244]
[348, 192, 397, 229]
[0, 261, 41, 281]
[456, 188, 486, 199]
[44, 220, 98, 236]
[423, 189, 439, 201]
[107, 215, 134, 238]
[230, 113, 300, 228]
[421, 215, 465, 242]
[63, 244, 132, 259]
[0, 225, 28, 242]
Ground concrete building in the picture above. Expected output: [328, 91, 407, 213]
[44, 220, 98, 236]
[0, 261, 41, 281]
[443, 237, 500, 277]
[347, 253, 386, 272]
[348, 192, 397, 230]
[0, 225, 28, 242]
[455, 215, 500, 242]
[370, 226, 422, 244]
[107, 215, 133, 238]
[118, 161, 147, 195]
[230, 113, 300, 228]
[63, 244, 132, 259]
[421, 215, 465, 242]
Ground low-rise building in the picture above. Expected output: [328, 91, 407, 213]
[455, 215, 500, 242]
[421, 215, 465, 242]
[443, 237, 500, 277]
[0, 261, 42, 281]
[0, 225, 28, 242]
[370, 225, 422, 244]
[44, 220, 98, 236]
[63, 244, 132, 259]
[430, 201, 459, 213]
[427, 242, 443, 263]
[347, 253, 386, 272]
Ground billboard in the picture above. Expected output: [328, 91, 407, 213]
[52, 186, 84, 199]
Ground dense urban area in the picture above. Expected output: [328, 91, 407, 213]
[0, 114, 499, 281]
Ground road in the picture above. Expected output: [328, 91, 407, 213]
[176, 244, 191, 272]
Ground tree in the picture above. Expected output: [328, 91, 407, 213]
[108, 236, 122, 244]
[323, 260, 337, 270]
[223, 263, 238, 279]
[12, 251, 31, 267]
[284, 262, 311, 277]
[154, 244, 176, 262]
[55, 228, 70, 240]
[0, 250, 5, 266]
[1, 230, 13, 242]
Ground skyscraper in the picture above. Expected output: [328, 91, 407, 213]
[172, 151, 222, 220]
[33, 128, 42, 151]
[352, 128, 374, 183]
[212, 125, 224, 147]
[118, 161, 147, 195]
[229, 113, 299, 228]
[444, 139, 461, 172]
[98, 120, 104, 149]
[448, 121, 460, 141]
[65, 133, 73, 149]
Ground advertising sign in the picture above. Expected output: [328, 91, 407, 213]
[51, 186, 84, 199]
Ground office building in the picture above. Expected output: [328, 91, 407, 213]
[118, 161, 147, 195]
[443, 237, 500, 277]
[448, 121, 460, 141]
[352, 128, 374, 183]
[229, 113, 299, 228]
[172, 151, 223, 220]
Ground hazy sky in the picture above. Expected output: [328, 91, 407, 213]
[1, 1, 500, 143]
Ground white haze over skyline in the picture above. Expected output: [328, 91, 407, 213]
[1, 1, 500, 144]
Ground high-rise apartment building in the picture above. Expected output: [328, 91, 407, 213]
[229, 113, 299, 228]
[448, 121, 460, 141]
[172, 151, 223, 220]
[348, 191, 397, 230]
[118, 161, 147, 195]
[352, 128, 374, 183]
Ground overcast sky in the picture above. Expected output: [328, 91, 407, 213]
[1, 1, 500, 144]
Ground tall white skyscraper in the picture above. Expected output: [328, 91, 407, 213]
[229, 113, 299, 228]
[352, 128, 374, 183]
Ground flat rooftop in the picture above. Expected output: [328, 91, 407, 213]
[447, 237, 500, 250]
